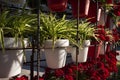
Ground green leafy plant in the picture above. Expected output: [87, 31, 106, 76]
[72, 20, 97, 48]
[40, 13, 75, 48]
[0, 10, 36, 51]
[0, 11, 13, 50]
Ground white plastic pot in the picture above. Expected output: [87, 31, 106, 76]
[0, 38, 28, 78]
[71, 40, 90, 63]
[44, 39, 69, 69]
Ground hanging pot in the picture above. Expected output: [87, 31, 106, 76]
[71, 40, 90, 63]
[98, 10, 107, 26]
[44, 39, 69, 69]
[105, 15, 115, 28]
[99, 42, 108, 55]
[105, 15, 111, 28]
[69, 0, 90, 18]
[47, 0, 68, 12]
[87, 1, 101, 23]
[88, 41, 102, 60]
[106, 0, 113, 4]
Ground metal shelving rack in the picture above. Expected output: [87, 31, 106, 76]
[0, 0, 120, 80]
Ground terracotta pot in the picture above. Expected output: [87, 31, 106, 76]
[47, 0, 68, 12]
[87, 1, 101, 23]
[69, 0, 90, 18]
[88, 41, 102, 60]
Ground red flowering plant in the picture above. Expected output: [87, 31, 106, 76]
[38, 50, 118, 80]
[111, 28, 120, 42]
[104, 50, 119, 73]
[14, 49, 119, 80]
[42, 59, 111, 80]
[44, 66, 74, 80]
[107, 3, 120, 28]
[15, 75, 28, 80]
[14, 75, 44, 80]
[113, 2, 120, 17]
[95, 25, 113, 42]
[43, 63, 90, 80]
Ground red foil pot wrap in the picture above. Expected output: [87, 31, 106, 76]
[69, 0, 90, 18]
[47, 0, 68, 12]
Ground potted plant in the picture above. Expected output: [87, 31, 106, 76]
[39, 13, 75, 69]
[70, 20, 97, 62]
[93, 25, 117, 56]
[69, 0, 90, 18]
[0, 10, 35, 78]
[87, 0, 102, 23]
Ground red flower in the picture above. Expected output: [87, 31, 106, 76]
[114, 7, 120, 16]
[97, 29, 106, 34]
[113, 34, 119, 41]
[65, 75, 74, 80]
[86, 68, 96, 77]
[96, 34, 106, 41]
[55, 69, 64, 77]
[66, 68, 73, 75]
[90, 75, 101, 80]
[97, 25, 104, 28]
[96, 62, 104, 69]
[98, 67, 110, 79]
[16, 75, 28, 80]
[105, 36, 110, 41]
[112, 29, 118, 34]
[39, 77, 44, 80]
[70, 65, 79, 71]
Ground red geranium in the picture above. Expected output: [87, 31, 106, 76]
[17, 50, 118, 80]
[15, 75, 28, 80]
[95, 25, 113, 42]
[55, 69, 64, 77]
[114, 8, 120, 16]
[65, 75, 74, 80]
[113, 3, 120, 16]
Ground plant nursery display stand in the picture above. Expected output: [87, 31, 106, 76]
[0, 0, 120, 80]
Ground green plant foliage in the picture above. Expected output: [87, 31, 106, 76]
[72, 20, 96, 48]
[0, 10, 36, 51]
[40, 13, 75, 48]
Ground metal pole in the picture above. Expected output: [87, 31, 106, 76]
[76, 0, 80, 80]
[36, 0, 41, 80]
[94, 0, 99, 59]
[103, 0, 106, 55]
[30, 39, 35, 80]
